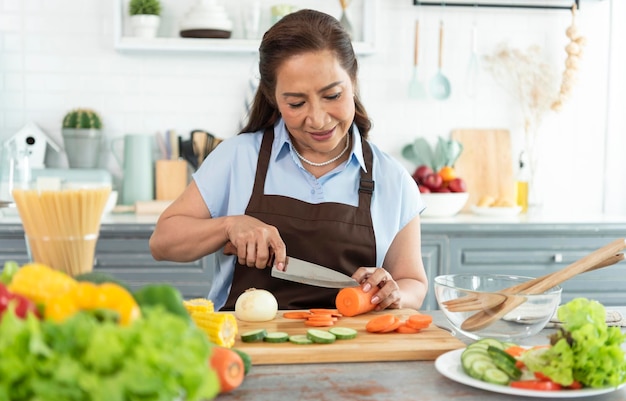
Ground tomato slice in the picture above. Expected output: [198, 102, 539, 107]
[534, 372, 552, 381]
[510, 380, 562, 391]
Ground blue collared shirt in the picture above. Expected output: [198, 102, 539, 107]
[193, 119, 424, 309]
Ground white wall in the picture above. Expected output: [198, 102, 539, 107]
[1, 0, 623, 215]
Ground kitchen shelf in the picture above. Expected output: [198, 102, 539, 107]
[413, 0, 581, 10]
[114, 0, 377, 56]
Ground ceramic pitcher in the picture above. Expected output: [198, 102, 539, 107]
[111, 134, 154, 205]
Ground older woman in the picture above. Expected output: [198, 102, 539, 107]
[150, 9, 428, 311]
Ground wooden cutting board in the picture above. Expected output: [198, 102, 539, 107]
[233, 309, 464, 365]
[451, 129, 516, 211]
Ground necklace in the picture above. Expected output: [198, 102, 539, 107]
[293, 135, 350, 167]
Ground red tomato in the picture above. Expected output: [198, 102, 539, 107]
[510, 380, 562, 391]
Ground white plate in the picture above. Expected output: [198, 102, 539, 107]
[435, 348, 626, 398]
[471, 205, 522, 217]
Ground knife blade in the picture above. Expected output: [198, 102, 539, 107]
[271, 257, 359, 289]
[222, 241, 358, 288]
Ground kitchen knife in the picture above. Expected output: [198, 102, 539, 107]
[271, 258, 359, 288]
[222, 241, 358, 288]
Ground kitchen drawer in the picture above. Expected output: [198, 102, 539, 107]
[421, 235, 448, 311]
[447, 236, 626, 306]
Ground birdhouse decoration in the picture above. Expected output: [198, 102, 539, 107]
[4, 122, 61, 169]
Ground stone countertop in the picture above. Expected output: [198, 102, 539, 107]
[221, 309, 626, 401]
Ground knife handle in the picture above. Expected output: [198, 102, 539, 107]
[223, 241, 275, 267]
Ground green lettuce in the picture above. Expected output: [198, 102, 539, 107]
[521, 298, 626, 388]
[0, 306, 220, 401]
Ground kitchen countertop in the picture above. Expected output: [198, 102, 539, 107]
[221, 309, 626, 401]
[3, 210, 626, 227]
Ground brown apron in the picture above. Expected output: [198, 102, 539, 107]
[222, 127, 377, 310]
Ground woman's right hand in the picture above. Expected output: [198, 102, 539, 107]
[224, 215, 287, 270]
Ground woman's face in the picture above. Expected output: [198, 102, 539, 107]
[275, 50, 355, 160]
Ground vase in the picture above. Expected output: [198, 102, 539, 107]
[130, 14, 160, 38]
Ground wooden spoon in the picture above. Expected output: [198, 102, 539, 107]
[461, 238, 626, 332]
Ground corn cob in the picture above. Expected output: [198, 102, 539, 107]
[192, 312, 238, 348]
[183, 298, 214, 314]
[8, 263, 77, 304]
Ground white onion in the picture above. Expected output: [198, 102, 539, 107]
[234, 288, 278, 322]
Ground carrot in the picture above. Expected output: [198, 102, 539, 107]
[305, 319, 335, 327]
[378, 317, 402, 333]
[335, 286, 379, 317]
[210, 346, 245, 393]
[365, 314, 396, 333]
[283, 311, 312, 319]
[505, 345, 526, 358]
[406, 314, 433, 330]
[395, 323, 421, 334]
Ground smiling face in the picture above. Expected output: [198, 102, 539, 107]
[275, 50, 356, 165]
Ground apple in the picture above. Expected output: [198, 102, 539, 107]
[422, 173, 443, 190]
[434, 187, 451, 193]
[412, 165, 434, 184]
[419, 185, 431, 193]
[447, 177, 467, 193]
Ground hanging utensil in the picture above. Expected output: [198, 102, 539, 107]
[408, 20, 427, 99]
[338, 0, 353, 38]
[465, 23, 480, 98]
[429, 20, 451, 100]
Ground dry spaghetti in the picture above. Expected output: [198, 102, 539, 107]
[12, 187, 111, 276]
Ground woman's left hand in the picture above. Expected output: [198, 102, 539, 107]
[352, 267, 401, 310]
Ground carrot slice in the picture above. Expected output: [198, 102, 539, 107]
[395, 323, 421, 334]
[335, 286, 379, 317]
[406, 314, 433, 330]
[378, 317, 402, 333]
[365, 314, 396, 333]
[306, 315, 338, 322]
[283, 311, 312, 319]
[304, 319, 335, 327]
[309, 308, 338, 315]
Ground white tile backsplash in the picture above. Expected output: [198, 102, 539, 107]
[0, 0, 624, 216]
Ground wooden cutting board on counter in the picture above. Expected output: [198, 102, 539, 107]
[233, 309, 464, 365]
[451, 129, 516, 211]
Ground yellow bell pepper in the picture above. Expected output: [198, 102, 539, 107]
[45, 281, 141, 325]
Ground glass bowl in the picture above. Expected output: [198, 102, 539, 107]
[434, 274, 562, 342]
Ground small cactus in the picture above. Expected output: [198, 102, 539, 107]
[129, 0, 162, 16]
[62, 108, 102, 130]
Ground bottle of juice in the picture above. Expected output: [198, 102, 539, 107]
[516, 152, 529, 213]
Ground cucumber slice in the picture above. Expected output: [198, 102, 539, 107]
[328, 327, 358, 340]
[306, 329, 336, 344]
[487, 346, 522, 380]
[241, 328, 267, 343]
[289, 334, 314, 345]
[475, 338, 505, 350]
[483, 368, 511, 385]
[469, 359, 498, 379]
[461, 352, 492, 375]
[263, 331, 289, 343]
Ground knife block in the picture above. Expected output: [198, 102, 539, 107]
[155, 159, 188, 201]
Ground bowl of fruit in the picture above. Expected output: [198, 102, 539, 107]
[413, 164, 469, 217]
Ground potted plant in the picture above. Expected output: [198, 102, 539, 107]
[129, 0, 162, 38]
[61, 108, 103, 169]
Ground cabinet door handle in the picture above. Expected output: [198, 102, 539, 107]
[553, 253, 563, 263]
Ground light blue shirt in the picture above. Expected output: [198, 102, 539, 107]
[193, 119, 424, 309]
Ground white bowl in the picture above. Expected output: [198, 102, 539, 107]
[420, 192, 469, 217]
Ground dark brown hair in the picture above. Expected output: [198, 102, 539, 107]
[240, 9, 372, 139]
